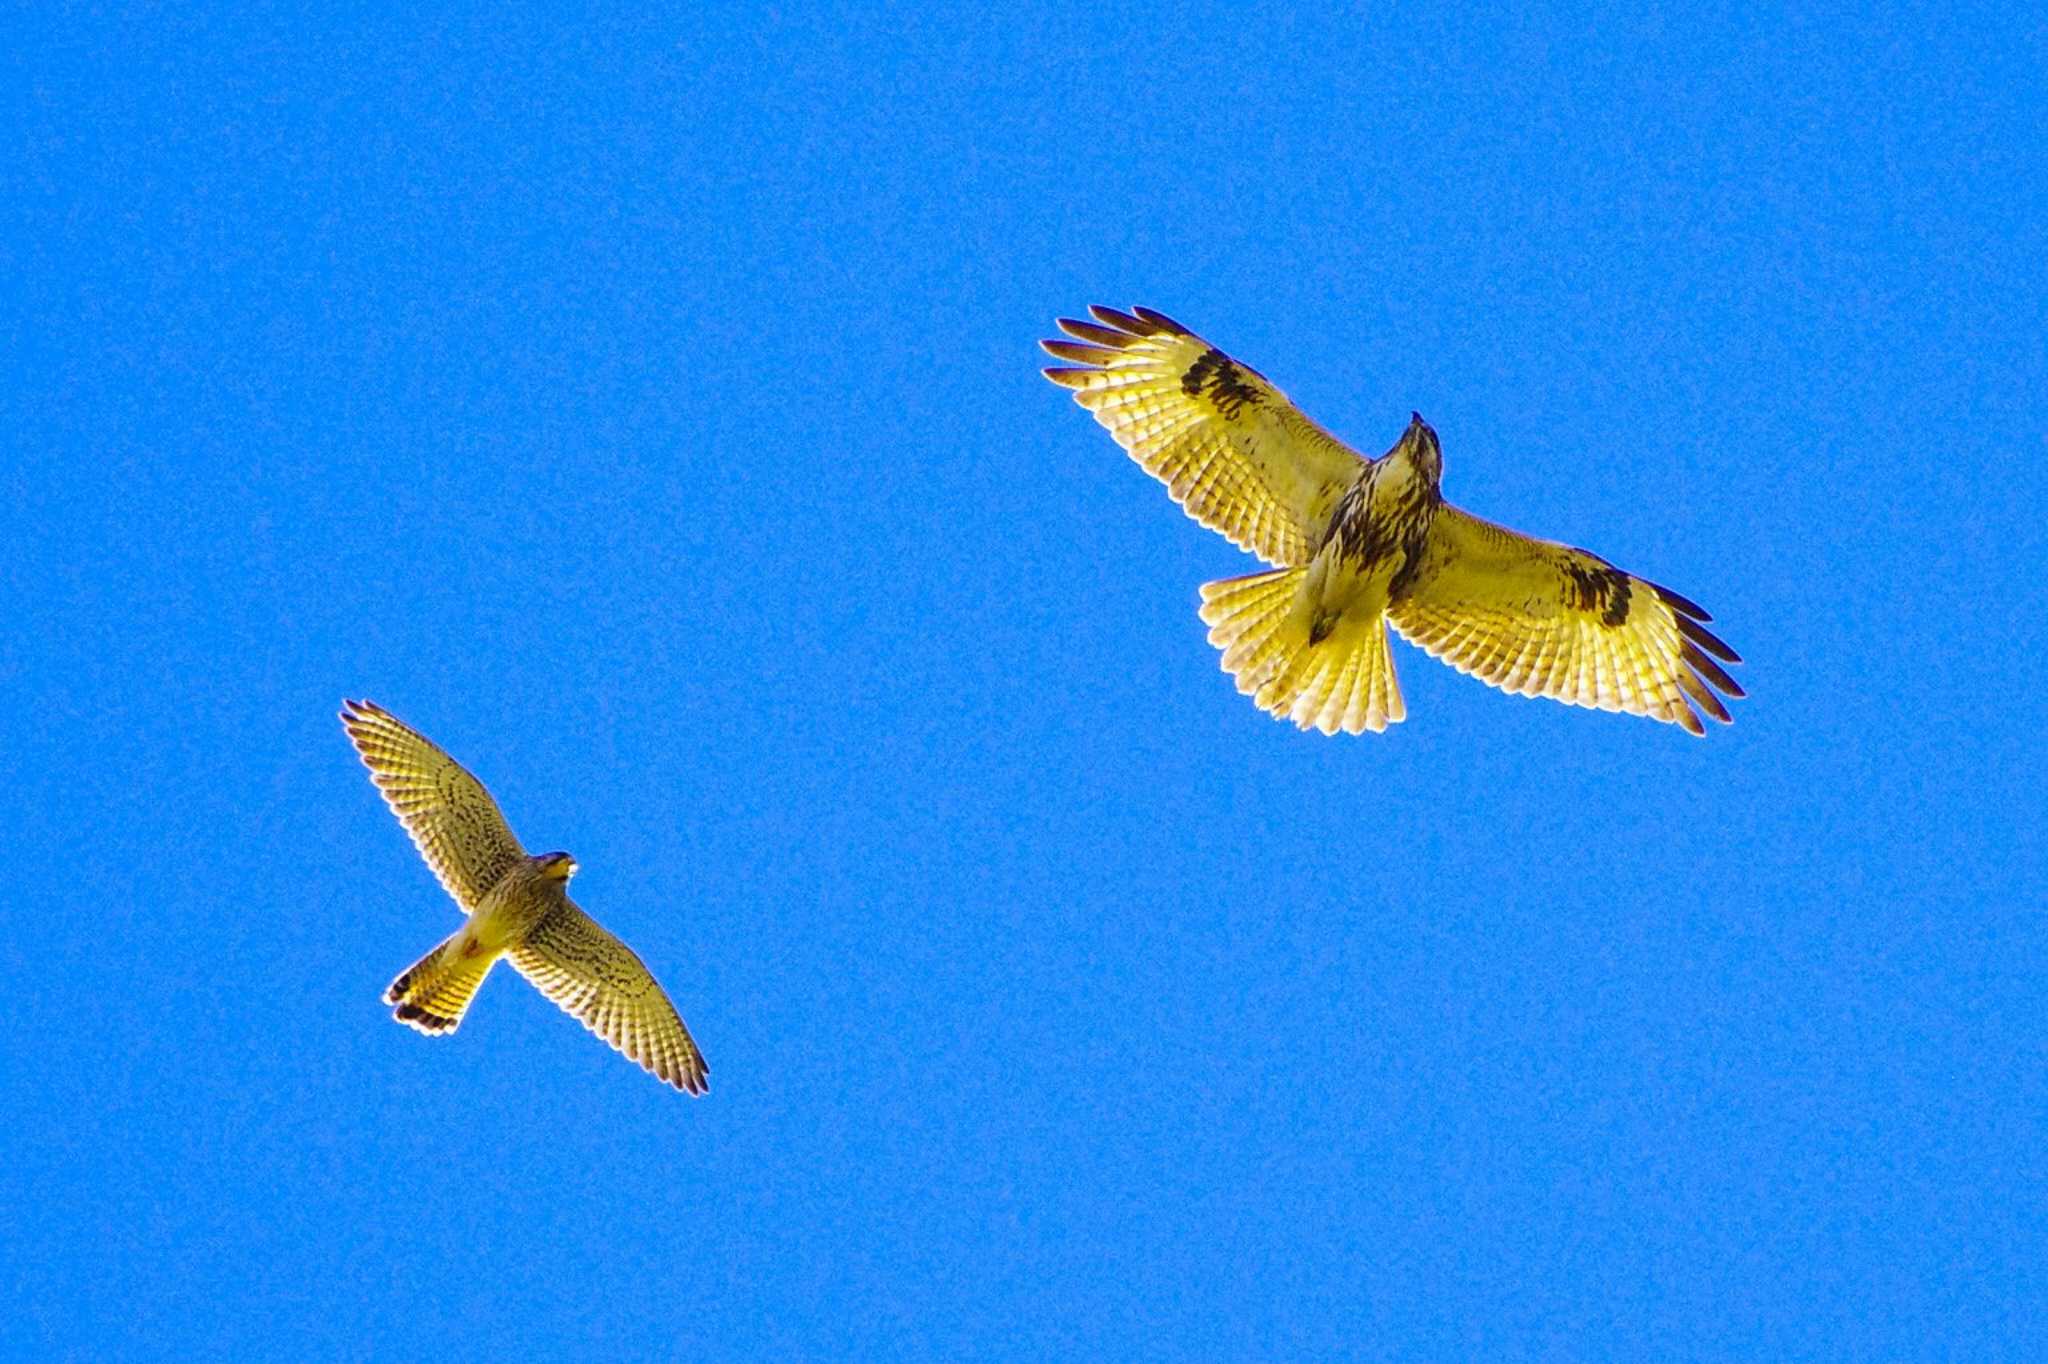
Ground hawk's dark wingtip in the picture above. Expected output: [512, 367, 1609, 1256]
[1041, 338, 1119, 364]
[1680, 642, 1745, 699]
[1055, 316, 1132, 348]
[1649, 581, 1714, 623]
[1129, 305, 1191, 335]
[1675, 613, 1742, 665]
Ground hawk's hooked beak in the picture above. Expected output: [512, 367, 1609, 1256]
[540, 853, 578, 881]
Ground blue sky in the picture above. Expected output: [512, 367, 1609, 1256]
[5, 3, 2045, 1358]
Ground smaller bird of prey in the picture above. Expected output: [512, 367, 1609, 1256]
[1041, 306, 1743, 735]
[340, 699, 708, 1094]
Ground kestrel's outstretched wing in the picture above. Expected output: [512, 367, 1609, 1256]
[509, 901, 710, 1095]
[1041, 306, 1364, 567]
[1388, 507, 1744, 735]
[340, 699, 527, 912]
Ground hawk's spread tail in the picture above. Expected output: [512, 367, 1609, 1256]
[1200, 569, 1406, 735]
[386, 932, 498, 1035]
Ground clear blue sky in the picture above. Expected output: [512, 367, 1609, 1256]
[6, 4, 2044, 1358]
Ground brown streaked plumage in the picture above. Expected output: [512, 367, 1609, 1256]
[341, 699, 709, 1094]
[1042, 306, 1743, 735]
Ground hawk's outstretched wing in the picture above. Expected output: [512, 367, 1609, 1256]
[1387, 507, 1744, 735]
[1041, 306, 1364, 567]
[510, 901, 709, 1095]
[341, 699, 527, 911]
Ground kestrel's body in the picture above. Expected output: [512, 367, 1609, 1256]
[341, 699, 709, 1095]
[1041, 306, 1744, 735]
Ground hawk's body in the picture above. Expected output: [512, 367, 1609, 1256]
[341, 699, 709, 1094]
[1042, 306, 1743, 735]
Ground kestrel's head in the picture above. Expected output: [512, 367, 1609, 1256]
[535, 851, 579, 882]
[1396, 411, 1443, 483]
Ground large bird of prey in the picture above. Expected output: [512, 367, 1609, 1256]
[340, 699, 709, 1094]
[1041, 306, 1743, 736]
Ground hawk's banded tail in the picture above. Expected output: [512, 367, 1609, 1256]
[1199, 569, 1406, 735]
[386, 932, 498, 1035]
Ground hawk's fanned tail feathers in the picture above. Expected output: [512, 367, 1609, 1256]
[1199, 570, 1406, 735]
[1201, 568, 1306, 684]
[386, 932, 498, 1036]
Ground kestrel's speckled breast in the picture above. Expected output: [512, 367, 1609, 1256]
[469, 859, 565, 952]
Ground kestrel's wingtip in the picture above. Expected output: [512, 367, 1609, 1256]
[340, 699, 400, 753]
[340, 697, 388, 727]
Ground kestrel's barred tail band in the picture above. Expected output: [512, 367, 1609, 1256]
[386, 931, 499, 1035]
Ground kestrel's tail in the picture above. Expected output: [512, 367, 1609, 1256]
[1198, 569, 1406, 735]
[385, 931, 498, 1035]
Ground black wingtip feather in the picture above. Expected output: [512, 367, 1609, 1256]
[1056, 317, 1131, 347]
[1675, 667, 1734, 724]
[1040, 339, 1120, 364]
[1087, 304, 1153, 335]
[1650, 582, 1713, 621]
[1130, 305, 1190, 335]
[1680, 643, 1745, 698]
[1675, 613, 1742, 664]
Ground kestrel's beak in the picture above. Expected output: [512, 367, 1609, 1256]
[541, 854, 578, 881]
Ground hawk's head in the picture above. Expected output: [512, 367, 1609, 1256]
[1395, 412, 1442, 484]
[535, 851, 579, 882]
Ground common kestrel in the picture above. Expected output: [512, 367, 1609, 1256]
[340, 699, 709, 1094]
[1042, 306, 1743, 735]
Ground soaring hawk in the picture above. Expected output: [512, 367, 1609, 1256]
[341, 699, 709, 1093]
[1041, 307, 1743, 735]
